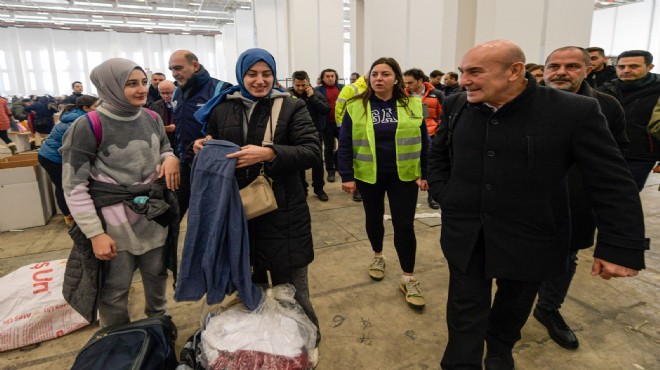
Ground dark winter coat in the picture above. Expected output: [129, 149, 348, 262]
[428, 77, 648, 281]
[205, 92, 321, 272]
[288, 88, 330, 132]
[10, 99, 27, 121]
[172, 66, 232, 164]
[567, 81, 629, 250]
[586, 65, 617, 89]
[599, 73, 660, 161]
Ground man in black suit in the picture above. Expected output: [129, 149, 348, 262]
[428, 39, 648, 370]
[532, 46, 629, 351]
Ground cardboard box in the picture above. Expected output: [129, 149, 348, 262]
[7, 132, 32, 153]
[0, 154, 55, 231]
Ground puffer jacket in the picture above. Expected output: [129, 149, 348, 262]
[0, 97, 10, 130]
[39, 108, 85, 163]
[205, 90, 321, 271]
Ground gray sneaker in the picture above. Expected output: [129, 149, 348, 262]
[368, 256, 386, 281]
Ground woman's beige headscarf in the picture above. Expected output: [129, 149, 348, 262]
[90, 58, 145, 116]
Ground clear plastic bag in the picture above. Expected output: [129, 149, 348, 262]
[199, 284, 317, 370]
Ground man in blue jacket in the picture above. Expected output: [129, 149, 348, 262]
[169, 50, 232, 219]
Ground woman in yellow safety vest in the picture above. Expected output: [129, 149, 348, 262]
[337, 57, 431, 310]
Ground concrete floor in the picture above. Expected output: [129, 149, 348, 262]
[1, 172, 659, 370]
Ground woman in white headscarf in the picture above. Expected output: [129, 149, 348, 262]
[61, 58, 180, 327]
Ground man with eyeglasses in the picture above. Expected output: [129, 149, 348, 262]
[599, 50, 660, 191]
[150, 80, 177, 158]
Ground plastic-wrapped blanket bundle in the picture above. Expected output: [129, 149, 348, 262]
[200, 284, 317, 370]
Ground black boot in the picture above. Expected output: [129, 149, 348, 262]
[533, 306, 579, 350]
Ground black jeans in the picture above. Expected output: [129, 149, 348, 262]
[176, 163, 191, 221]
[300, 130, 325, 191]
[626, 158, 656, 192]
[441, 233, 540, 370]
[323, 125, 338, 173]
[0, 130, 12, 144]
[356, 172, 418, 273]
[536, 250, 578, 311]
[38, 155, 70, 215]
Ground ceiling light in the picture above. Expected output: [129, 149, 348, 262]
[54, 22, 64, 25]
[140, 18, 150, 21]
[73, 2, 114, 7]
[52, 17, 86, 22]
[15, 15, 50, 20]
[119, 4, 152, 10]
[0, 14, 10, 18]
[5, 20, 16, 23]
[145, 30, 153, 33]
[189, 2, 201, 5]
[92, 15, 103, 18]
[156, 7, 189, 12]
[182, 32, 190, 35]
[61, 27, 71, 29]
[240, 6, 251, 9]
[37, 12, 49, 15]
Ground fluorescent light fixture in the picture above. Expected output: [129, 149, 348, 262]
[198, 10, 231, 15]
[0, 14, 10, 18]
[74, 2, 114, 7]
[182, 32, 190, 34]
[145, 30, 153, 33]
[189, 24, 218, 29]
[7, 4, 38, 9]
[143, 26, 153, 29]
[37, 12, 49, 15]
[104, 28, 112, 31]
[5, 20, 16, 23]
[240, 6, 251, 9]
[61, 27, 71, 29]
[158, 23, 183, 27]
[15, 15, 50, 20]
[119, 4, 152, 10]
[52, 17, 86, 22]
[185, 20, 194, 23]
[92, 15, 103, 18]
[156, 7, 189, 12]
[54, 22, 64, 25]
[100, 19, 124, 23]
[189, 2, 201, 5]
[140, 18, 150, 21]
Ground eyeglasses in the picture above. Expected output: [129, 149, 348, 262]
[532, 73, 544, 78]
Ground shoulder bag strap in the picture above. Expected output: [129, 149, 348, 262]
[262, 97, 283, 146]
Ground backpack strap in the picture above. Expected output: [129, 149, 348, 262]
[446, 93, 468, 166]
[86, 109, 159, 148]
[142, 107, 159, 123]
[86, 111, 103, 147]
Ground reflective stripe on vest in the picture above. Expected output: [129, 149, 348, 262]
[346, 97, 423, 184]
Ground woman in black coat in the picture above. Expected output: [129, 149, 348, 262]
[193, 48, 322, 353]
